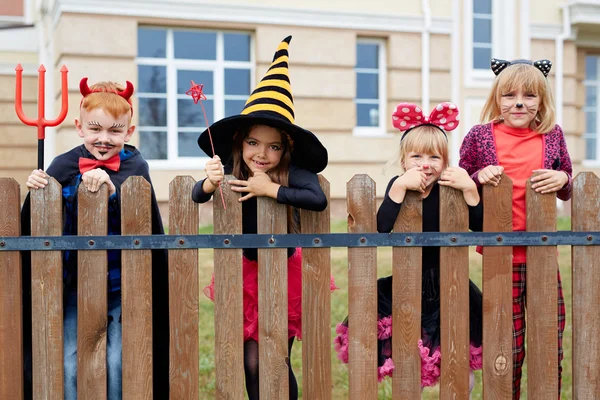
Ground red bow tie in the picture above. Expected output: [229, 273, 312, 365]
[79, 155, 121, 174]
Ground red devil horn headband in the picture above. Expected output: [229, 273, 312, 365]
[79, 77, 135, 114]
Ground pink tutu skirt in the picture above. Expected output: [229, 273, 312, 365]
[204, 248, 338, 342]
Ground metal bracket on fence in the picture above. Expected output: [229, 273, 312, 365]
[0, 231, 599, 251]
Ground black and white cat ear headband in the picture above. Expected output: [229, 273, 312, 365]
[490, 58, 552, 77]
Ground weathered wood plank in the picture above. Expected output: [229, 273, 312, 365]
[168, 176, 199, 399]
[526, 172, 558, 398]
[300, 175, 332, 400]
[213, 176, 244, 400]
[31, 178, 64, 399]
[121, 176, 153, 399]
[391, 190, 422, 399]
[572, 172, 600, 399]
[482, 174, 513, 400]
[347, 174, 378, 399]
[439, 185, 470, 400]
[0, 178, 23, 400]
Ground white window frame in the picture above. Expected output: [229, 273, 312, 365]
[136, 28, 254, 170]
[583, 55, 600, 167]
[463, 0, 515, 88]
[353, 38, 390, 137]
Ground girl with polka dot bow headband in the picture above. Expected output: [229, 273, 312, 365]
[392, 102, 460, 140]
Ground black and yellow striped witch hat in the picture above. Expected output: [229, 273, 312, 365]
[197, 35, 328, 173]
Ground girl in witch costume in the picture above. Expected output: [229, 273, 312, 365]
[459, 59, 572, 399]
[21, 79, 169, 399]
[192, 36, 336, 400]
[334, 102, 484, 392]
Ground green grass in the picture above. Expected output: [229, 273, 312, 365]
[197, 218, 574, 399]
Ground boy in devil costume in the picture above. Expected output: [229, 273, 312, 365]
[21, 78, 169, 399]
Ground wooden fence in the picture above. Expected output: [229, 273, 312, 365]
[0, 172, 599, 399]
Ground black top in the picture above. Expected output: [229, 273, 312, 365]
[192, 164, 327, 261]
[377, 176, 483, 269]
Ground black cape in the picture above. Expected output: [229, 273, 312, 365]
[21, 144, 169, 398]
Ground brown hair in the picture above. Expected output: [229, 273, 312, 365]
[231, 124, 299, 233]
[80, 82, 132, 121]
[480, 63, 556, 133]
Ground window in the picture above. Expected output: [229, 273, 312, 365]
[136, 27, 252, 167]
[354, 39, 386, 135]
[585, 55, 600, 162]
[472, 0, 493, 70]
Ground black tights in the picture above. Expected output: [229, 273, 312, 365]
[244, 338, 298, 400]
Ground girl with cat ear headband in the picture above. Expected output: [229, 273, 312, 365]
[459, 58, 573, 399]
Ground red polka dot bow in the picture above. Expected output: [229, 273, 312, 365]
[392, 102, 460, 132]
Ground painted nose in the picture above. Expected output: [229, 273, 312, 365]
[422, 164, 430, 169]
[516, 103, 524, 108]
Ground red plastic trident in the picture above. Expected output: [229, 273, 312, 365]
[15, 64, 69, 169]
[186, 80, 226, 209]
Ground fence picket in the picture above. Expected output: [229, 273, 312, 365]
[482, 175, 513, 399]
[439, 185, 470, 399]
[121, 177, 153, 398]
[572, 172, 600, 398]
[0, 178, 23, 400]
[347, 174, 378, 398]
[31, 178, 64, 399]
[392, 190, 422, 399]
[526, 172, 558, 397]
[168, 176, 199, 399]
[77, 185, 108, 399]
[213, 175, 244, 399]
[300, 175, 332, 400]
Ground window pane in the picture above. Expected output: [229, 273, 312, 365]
[178, 132, 206, 157]
[138, 98, 167, 126]
[356, 73, 379, 99]
[224, 33, 251, 61]
[177, 70, 213, 95]
[174, 31, 216, 60]
[586, 137, 596, 160]
[178, 99, 214, 127]
[225, 69, 251, 95]
[586, 56, 598, 81]
[139, 131, 167, 160]
[586, 111, 596, 133]
[473, 47, 492, 70]
[473, 18, 492, 44]
[138, 65, 166, 93]
[356, 103, 379, 127]
[225, 100, 246, 117]
[473, 0, 492, 15]
[356, 43, 379, 69]
[586, 86, 597, 107]
[138, 28, 166, 58]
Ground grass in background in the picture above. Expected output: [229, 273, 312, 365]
[196, 218, 574, 399]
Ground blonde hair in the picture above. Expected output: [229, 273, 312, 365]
[80, 82, 132, 121]
[480, 63, 555, 133]
[393, 124, 449, 173]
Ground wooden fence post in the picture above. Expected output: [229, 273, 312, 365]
[77, 185, 108, 399]
[31, 178, 64, 399]
[525, 172, 558, 397]
[257, 195, 289, 399]
[168, 176, 199, 399]
[300, 175, 332, 400]
[213, 176, 244, 399]
[572, 172, 600, 398]
[346, 174, 378, 398]
[121, 177, 153, 398]
[482, 175, 513, 399]
[0, 178, 23, 400]
[439, 185, 470, 399]
[392, 190, 422, 399]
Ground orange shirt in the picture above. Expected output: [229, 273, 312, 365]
[494, 123, 543, 264]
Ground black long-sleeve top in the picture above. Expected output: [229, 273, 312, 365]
[192, 164, 327, 261]
[377, 176, 483, 270]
